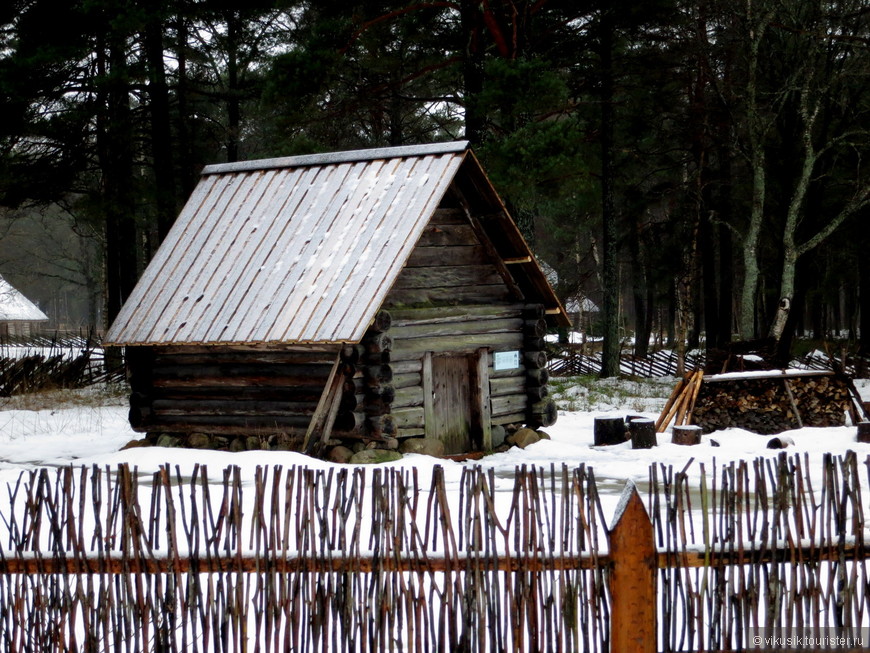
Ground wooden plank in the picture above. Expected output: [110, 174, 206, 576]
[152, 376, 333, 389]
[389, 304, 524, 324]
[452, 185, 525, 300]
[151, 399, 316, 417]
[391, 372, 422, 389]
[391, 385, 425, 408]
[390, 264, 506, 290]
[415, 223, 479, 247]
[384, 283, 512, 307]
[490, 393, 528, 417]
[405, 245, 486, 267]
[491, 412, 526, 426]
[386, 359, 423, 374]
[144, 415, 313, 430]
[782, 378, 804, 428]
[422, 352, 435, 438]
[157, 342, 346, 354]
[489, 376, 525, 396]
[391, 332, 523, 357]
[152, 351, 339, 365]
[302, 353, 344, 454]
[489, 365, 526, 379]
[476, 348, 492, 451]
[313, 374, 346, 456]
[389, 317, 523, 340]
[609, 482, 656, 653]
[392, 406, 425, 429]
[150, 386, 325, 401]
[430, 207, 468, 224]
[151, 363, 334, 380]
[503, 256, 532, 264]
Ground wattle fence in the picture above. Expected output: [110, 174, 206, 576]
[0, 453, 868, 651]
[0, 332, 124, 396]
[546, 346, 869, 378]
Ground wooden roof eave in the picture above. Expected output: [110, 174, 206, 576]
[453, 153, 571, 328]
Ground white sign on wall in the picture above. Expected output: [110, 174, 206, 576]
[493, 350, 521, 371]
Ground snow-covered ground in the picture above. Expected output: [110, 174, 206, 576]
[1, 376, 868, 518]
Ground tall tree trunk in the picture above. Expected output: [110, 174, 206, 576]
[716, 140, 735, 348]
[97, 13, 138, 325]
[629, 213, 651, 358]
[737, 2, 775, 340]
[175, 10, 197, 198]
[700, 211, 718, 350]
[860, 231, 870, 355]
[599, 9, 620, 378]
[144, 0, 177, 242]
[225, 10, 241, 162]
[461, 2, 486, 145]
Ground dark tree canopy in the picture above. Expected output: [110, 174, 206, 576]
[1, 0, 869, 362]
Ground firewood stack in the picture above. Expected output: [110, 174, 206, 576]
[691, 373, 854, 435]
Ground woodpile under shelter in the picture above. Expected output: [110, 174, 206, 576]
[105, 141, 569, 457]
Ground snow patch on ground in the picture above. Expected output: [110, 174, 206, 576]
[0, 378, 867, 508]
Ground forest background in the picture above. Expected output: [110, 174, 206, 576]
[1, 0, 869, 376]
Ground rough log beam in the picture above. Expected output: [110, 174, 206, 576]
[390, 317, 523, 340]
[389, 304, 525, 325]
[451, 186, 525, 301]
[392, 332, 523, 357]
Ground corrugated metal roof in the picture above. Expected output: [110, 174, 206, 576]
[105, 142, 468, 346]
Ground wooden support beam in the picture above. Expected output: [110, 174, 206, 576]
[782, 378, 804, 428]
[422, 352, 435, 438]
[451, 185, 525, 300]
[302, 353, 345, 456]
[475, 348, 492, 451]
[610, 481, 656, 653]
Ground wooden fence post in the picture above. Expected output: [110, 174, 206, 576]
[610, 480, 656, 653]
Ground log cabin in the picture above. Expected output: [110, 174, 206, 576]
[105, 141, 569, 457]
[0, 274, 48, 337]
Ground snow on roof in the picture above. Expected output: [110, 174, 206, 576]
[0, 275, 48, 322]
[106, 141, 569, 346]
[565, 296, 599, 313]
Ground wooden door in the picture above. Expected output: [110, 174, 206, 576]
[430, 355, 473, 454]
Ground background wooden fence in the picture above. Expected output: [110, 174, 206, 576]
[0, 332, 124, 395]
[546, 346, 868, 378]
[0, 453, 868, 651]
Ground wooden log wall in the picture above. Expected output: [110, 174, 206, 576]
[125, 198, 558, 453]
[126, 345, 344, 447]
[387, 305, 526, 439]
[384, 303, 557, 440]
[384, 207, 514, 307]
[378, 201, 557, 443]
[334, 310, 397, 443]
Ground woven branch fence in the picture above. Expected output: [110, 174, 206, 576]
[0, 333, 124, 396]
[546, 348, 868, 379]
[0, 454, 868, 652]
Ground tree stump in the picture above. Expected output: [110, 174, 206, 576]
[629, 418, 657, 449]
[671, 425, 701, 446]
[858, 422, 870, 444]
[766, 435, 794, 449]
[594, 417, 627, 446]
